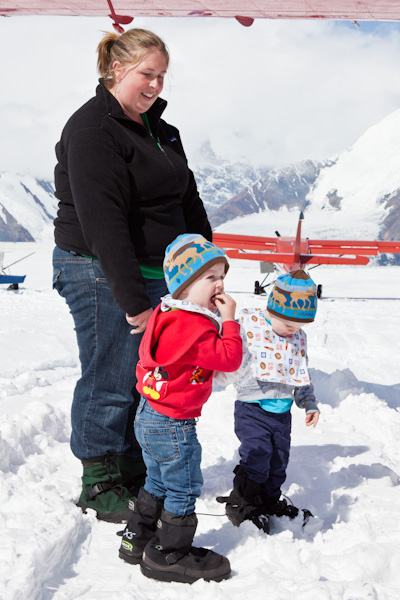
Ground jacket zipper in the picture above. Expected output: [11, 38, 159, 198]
[111, 110, 179, 185]
[155, 135, 178, 186]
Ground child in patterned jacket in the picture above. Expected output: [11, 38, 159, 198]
[217, 270, 320, 534]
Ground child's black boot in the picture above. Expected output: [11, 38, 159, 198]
[77, 453, 136, 523]
[141, 509, 231, 584]
[119, 487, 164, 565]
[216, 464, 271, 533]
[263, 497, 314, 525]
[264, 497, 299, 518]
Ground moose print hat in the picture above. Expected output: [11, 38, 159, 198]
[163, 233, 228, 299]
[267, 270, 318, 323]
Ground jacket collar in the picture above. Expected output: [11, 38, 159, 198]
[161, 294, 222, 332]
[96, 80, 168, 135]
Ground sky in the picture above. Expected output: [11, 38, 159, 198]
[2, 15, 400, 179]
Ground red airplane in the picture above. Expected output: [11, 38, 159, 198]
[213, 212, 400, 295]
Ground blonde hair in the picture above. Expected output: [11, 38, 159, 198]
[97, 28, 169, 89]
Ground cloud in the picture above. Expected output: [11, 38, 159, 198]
[1, 15, 400, 178]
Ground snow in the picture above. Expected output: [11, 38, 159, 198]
[305, 108, 400, 239]
[1, 242, 400, 600]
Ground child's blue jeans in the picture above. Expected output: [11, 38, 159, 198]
[134, 397, 203, 516]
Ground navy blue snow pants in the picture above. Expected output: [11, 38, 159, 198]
[234, 400, 292, 502]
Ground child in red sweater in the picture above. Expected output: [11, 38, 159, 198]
[119, 233, 242, 584]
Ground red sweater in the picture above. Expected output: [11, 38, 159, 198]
[136, 304, 242, 419]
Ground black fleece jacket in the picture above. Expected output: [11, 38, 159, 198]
[54, 82, 211, 316]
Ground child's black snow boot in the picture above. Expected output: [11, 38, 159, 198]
[119, 487, 164, 565]
[77, 453, 135, 523]
[264, 497, 314, 525]
[216, 464, 271, 533]
[264, 497, 299, 518]
[141, 509, 231, 584]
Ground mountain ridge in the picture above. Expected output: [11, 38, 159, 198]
[2, 108, 400, 249]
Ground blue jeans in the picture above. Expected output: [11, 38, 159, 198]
[52, 246, 167, 460]
[135, 397, 203, 516]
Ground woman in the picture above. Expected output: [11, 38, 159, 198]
[53, 28, 211, 523]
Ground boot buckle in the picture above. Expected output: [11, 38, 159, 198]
[85, 481, 113, 501]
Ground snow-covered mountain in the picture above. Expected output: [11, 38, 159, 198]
[208, 159, 324, 228]
[3, 107, 400, 247]
[0, 148, 266, 242]
[306, 107, 400, 242]
[0, 173, 57, 243]
[212, 108, 400, 248]
[191, 141, 270, 213]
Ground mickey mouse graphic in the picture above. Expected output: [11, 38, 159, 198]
[142, 366, 169, 400]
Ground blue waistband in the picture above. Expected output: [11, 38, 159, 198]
[252, 397, 293, 413]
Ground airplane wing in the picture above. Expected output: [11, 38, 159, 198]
[212, 233, 278, 252]
[2, 1, 400, 22]
[213, 234, 400, 255]
[222, 249, 371, 266]
[308, 239, 400, 255]
[213, 231, 400, 270]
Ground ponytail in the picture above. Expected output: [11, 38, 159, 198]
[96, 28, 169, 89]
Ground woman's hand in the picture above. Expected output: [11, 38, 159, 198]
[126, 308, 153, 334]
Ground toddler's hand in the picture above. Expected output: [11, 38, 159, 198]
[305, 411, 320, 428]
[214, 293, 236, 321]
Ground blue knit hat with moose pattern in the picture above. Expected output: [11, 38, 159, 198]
[267, 270, 317, 323]
[163, 234, 228, 298]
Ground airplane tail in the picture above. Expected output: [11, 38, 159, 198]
[292, 212, 304, 270]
